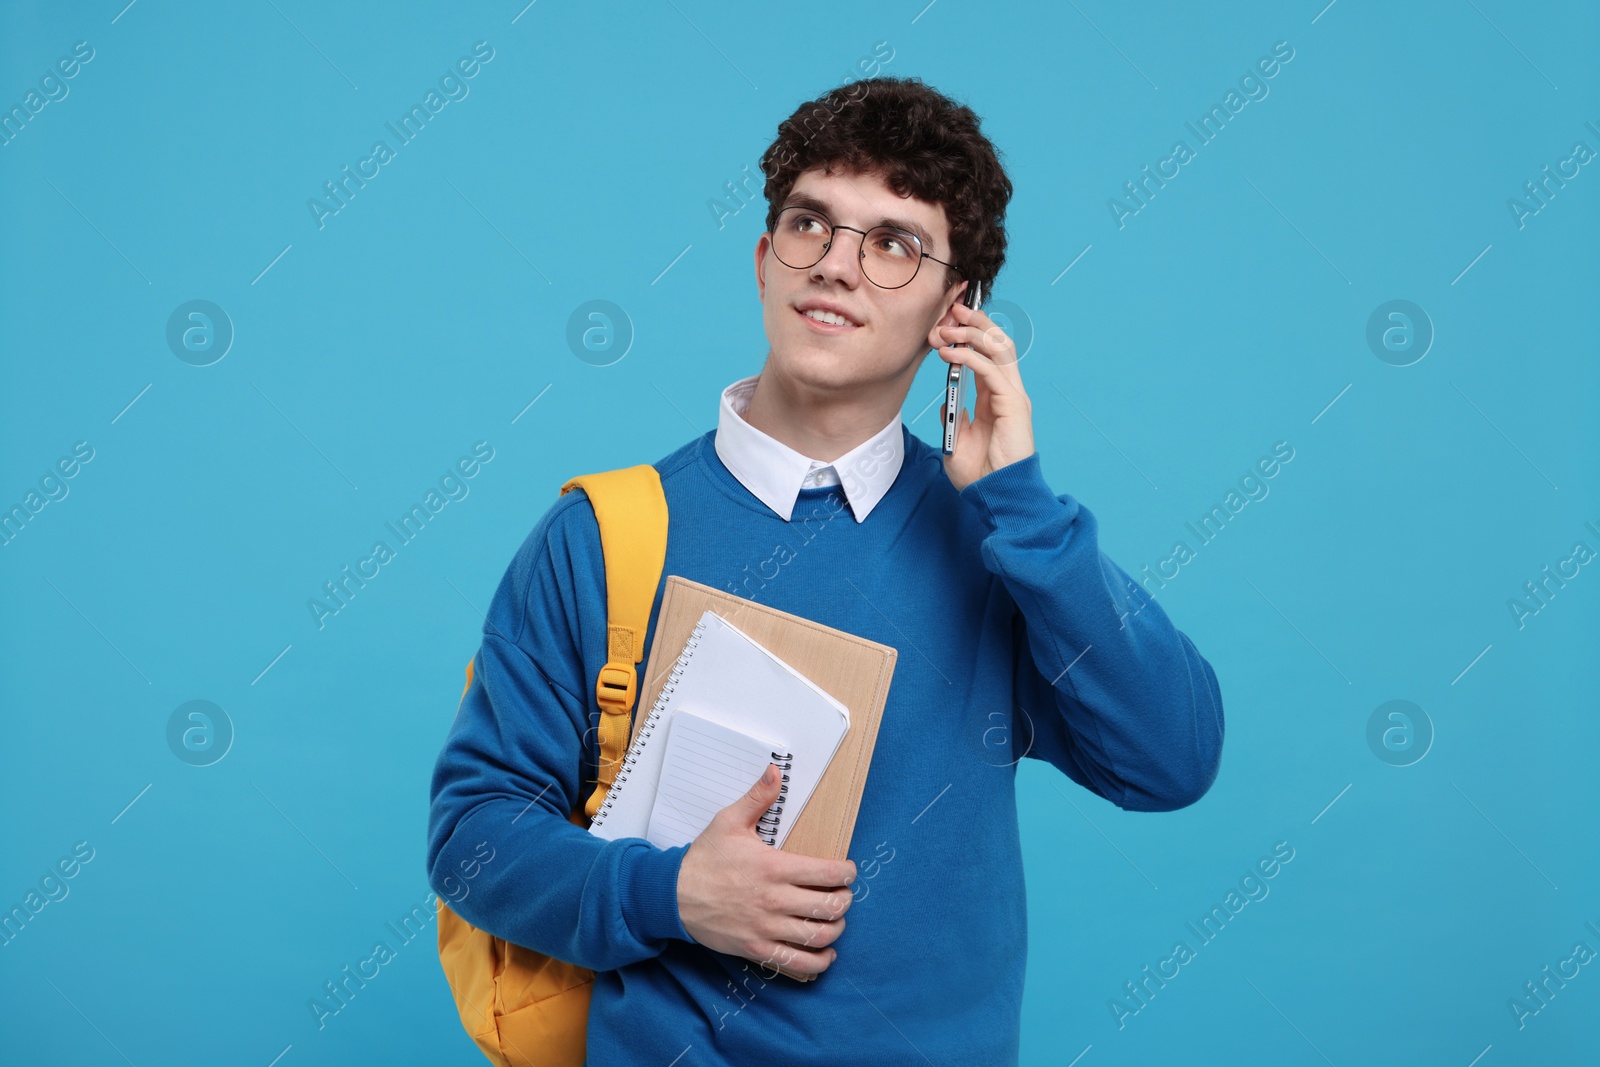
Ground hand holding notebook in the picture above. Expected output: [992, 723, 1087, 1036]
[589, 610, 850, 850]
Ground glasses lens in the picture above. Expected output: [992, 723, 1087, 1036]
[861, 226, 920, 288]
[772, 209, 830, 269]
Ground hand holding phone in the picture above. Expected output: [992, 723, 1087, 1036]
[942, 280, 983, 456]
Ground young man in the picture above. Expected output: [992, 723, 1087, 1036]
[428, 77, 1224, 1063]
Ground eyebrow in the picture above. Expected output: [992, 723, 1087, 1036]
[780, 192, 938, 254]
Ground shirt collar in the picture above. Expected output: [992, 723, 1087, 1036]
[713, 374, 904, 523]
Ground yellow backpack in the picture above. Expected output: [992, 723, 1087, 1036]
[436, 464, 669, 1067]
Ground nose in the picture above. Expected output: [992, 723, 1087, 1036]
[810, 228, 865, 289]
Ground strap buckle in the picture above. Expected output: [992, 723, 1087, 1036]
[595, 661, 636, 715]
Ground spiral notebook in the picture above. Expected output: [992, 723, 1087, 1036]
[588, 609, 850, 849]
[646, 711, 793, 850]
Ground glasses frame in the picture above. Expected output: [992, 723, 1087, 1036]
[768, 206, 963, 290]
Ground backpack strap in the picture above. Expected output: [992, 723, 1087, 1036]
[559, 465, 668, 822]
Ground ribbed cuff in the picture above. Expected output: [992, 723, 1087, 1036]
[618, 842, 693, 945]
[958, 452, 1071, 530]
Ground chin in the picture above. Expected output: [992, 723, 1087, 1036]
[777, 347, 856, 388]
[783, 342, 897, 393]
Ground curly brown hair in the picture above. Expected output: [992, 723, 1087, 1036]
[758, 76, 1012, 302]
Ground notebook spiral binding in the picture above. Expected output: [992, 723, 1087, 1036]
[589, 614, 712, 830]
[755, 751, 794, 848]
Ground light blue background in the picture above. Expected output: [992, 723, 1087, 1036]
[2, 1, 1596, 1064]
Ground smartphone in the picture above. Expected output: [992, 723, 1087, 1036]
[942, 280, 983, 456]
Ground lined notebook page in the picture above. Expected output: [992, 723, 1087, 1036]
[646, 711, 790, 850]
[588, 610, 849, 845]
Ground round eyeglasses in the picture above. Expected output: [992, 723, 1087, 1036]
[768, 206, 962, 289]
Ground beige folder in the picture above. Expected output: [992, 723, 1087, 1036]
[632, 574, 898, 982]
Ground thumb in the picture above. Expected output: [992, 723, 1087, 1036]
[727, 763, 781, 829]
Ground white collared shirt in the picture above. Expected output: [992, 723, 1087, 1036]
[713, 374, 904, 523]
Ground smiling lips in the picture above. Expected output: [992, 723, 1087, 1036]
[796, 305, 860, 332]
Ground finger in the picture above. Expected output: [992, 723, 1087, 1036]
[950, 303, 1024, 383]
[937, 322, 1007, 357]
[780, 884, 853, 922]
[778, 851, 857, 889]
[937, 325, 1012, 388]
[751, 939, 836, 976]
[939, 342, 1017, 404]
[751, 883, 851, 925]
[749, 890, 848, 944]
[784, 913, 846, 952]
[949, 300, 999, 342]
[939, 318, 1013, 369]
[942, 335, 1031, 414]
[718, 763, 784, 832]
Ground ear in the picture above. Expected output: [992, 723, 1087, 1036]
[754, 232, 770, 301]
[926, 279, 970, 351]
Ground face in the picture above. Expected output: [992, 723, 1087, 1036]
[754, 164, 968, 398]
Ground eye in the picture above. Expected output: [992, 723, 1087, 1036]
[791, 213, 828, 234]
[872, 230, 916, 259]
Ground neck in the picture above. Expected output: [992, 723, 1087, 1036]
[743, 353, 918, 462]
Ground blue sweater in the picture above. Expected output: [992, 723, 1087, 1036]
[427, 426, 1224, 1064]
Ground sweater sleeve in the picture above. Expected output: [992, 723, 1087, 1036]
[958, 453, 1225, 811]
[426, 490, 694, 970]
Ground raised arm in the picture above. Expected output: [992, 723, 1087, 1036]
[959, 454, 1225, 811]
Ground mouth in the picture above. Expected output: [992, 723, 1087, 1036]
[794, 305, 861, 333]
